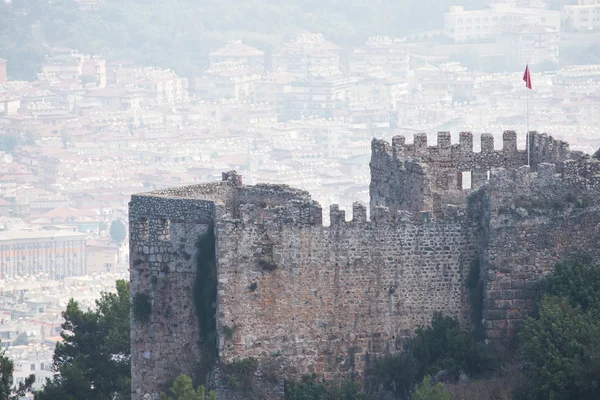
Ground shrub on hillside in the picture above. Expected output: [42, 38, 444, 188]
[159, 374, 216, 400]
[285, 374, 368, 400]
[537, 261, 600, 313]
[370, 312, 493, 399]
[412, 376, 453, 400]
[519, 262, 600, 400]
[446, 363, 526, 400]
[413, 313, 487, 378]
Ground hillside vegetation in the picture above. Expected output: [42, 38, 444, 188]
[0, 0, 485, 80]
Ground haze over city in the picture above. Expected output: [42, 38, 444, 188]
[1, 1, 600, 399]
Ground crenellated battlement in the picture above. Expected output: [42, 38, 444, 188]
[374, 131, 571, 170]
[487, 157, 600, 194]
[220, 198, 466, 229]
[371, 131, 578, 220]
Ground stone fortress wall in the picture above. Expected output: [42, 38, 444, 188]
[129, 131, 600, 399]
[370, 131, 572, 217]
[129, 193, 219, 398]
[216, 199, 476, 388]
[475, 160, 600, 340]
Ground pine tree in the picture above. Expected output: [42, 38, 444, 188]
[34, 280, 131, 400]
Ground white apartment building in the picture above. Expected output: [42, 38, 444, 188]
[6, 344, 54, 392]
[271, 34, 341, 77]
[348, 36, 409, 79]
[444, 3, 561, 42]
[209, 41, 265, 72]
[0, 230, 87, 280]
[562, 0, 600, 31]
[503, 25, 560, 65]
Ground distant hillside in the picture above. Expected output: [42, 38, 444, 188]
[0, 0, 485, 80]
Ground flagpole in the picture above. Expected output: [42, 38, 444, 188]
[527, 85, 530, 167]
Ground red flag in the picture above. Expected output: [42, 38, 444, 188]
[523, 65, 532, 89]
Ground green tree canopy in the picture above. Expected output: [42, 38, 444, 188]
[110, 219, 127, 243]
[413, 312, 484, 378]
[159, 374, 216, 400]
[1, 0, 489, 79]
[519, 262, 600, 400]
[34, 280, 131, 400]
[285, 375, 367, 400]
[0, 340, 35, 399]
[412, 376, 454, 400]
[538, 261, 600, 313]
[371, 312, 491, 398]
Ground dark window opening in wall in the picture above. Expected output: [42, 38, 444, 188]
[261, 244, 274, 261]
[461, 171, 472, 190]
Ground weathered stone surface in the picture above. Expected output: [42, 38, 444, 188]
[216, 205, 475, 383]
[130, 133, 600, 400]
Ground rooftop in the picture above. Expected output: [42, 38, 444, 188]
[209, 40, 265, 57]
[0, 230, 87, 242]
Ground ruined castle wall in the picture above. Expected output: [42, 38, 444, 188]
[371, 132, 572, 218]
[129, 195, 219, 400]
[369, 138, 433, 217]
[475, 161, 600, 340]
[529, 132, 574, 171]
[143, 181, 234, 201]
[129, 134, 596, 399]
[215, 202, 476, 394]
[129, 173, 326, 399]
[231, 184, 313, 218]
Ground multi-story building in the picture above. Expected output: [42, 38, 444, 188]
[12, 151, 59, 191]
[444, 3, 561, 42]
[344, 104, 391, 139]
[86, 245, 118, 274]
[6, 345, 54, 392]
[41, 50, 106, 87]
[348, 37, 409, 79]
[285, 76, 357, 120]
[351, 77, 409, 110]
[0, 230, 87, 280]
[113, 67, 188, 105]
[503, 24, 560, 65]
[41, 51, 82, 81]
[252, 73, 294, 119]
[82, 57, 107, 88]
[194, 64, 261, 102]
[562, 0, 600, 31]
[209, 41, 265, 72]
[84, 88, 142, 112]
[272, 34, 341, 77]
